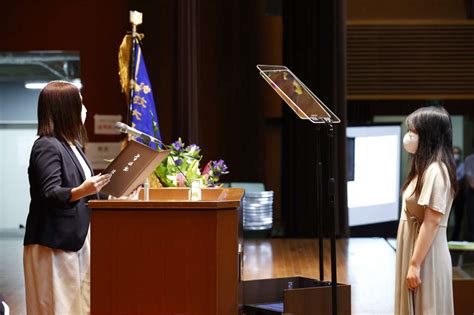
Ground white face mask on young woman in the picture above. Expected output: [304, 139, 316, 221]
[403, 131, 419, 154]
[81, 104, 87, 124]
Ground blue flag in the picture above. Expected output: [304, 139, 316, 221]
[131, 39, 162, 149]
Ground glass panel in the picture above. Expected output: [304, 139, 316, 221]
[257, 64, 340, 124]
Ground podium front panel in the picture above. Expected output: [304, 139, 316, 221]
[89, 188, 243, 315]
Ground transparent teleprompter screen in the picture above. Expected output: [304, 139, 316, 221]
[257, 65, 340, 124]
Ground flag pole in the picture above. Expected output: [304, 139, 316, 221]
[128, 10, 143, 125]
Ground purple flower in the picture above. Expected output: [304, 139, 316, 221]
[186, 144, 200, 152]
[212, 159, 228, 173]
[171, 140, 184, 152]
[174, 159, 183, 166]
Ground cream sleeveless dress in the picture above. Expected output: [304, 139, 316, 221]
[395, 162, 454, 315]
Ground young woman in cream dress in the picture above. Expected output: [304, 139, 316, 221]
[395, 106, 456, 315]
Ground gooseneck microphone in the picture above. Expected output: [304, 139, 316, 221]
[115, 122, 164, 147]
[114, 122, 191, 186]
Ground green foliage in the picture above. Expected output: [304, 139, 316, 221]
[154, 138, 228, 187]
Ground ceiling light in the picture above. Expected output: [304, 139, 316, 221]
[25, 79, 82, 90]
[25, 82, 48, 89]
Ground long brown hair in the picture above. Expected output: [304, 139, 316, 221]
[402, 106, 457, 197]
[37, 81, 87, 144]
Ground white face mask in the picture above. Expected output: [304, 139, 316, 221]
[403, 131, 419, 154]
[81, 105, 87, 124]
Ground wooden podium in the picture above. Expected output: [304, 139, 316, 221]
[88, 187, 244, 315]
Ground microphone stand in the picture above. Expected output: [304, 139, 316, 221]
[135, 133, 159, 148]
[130, 132, 191, 187]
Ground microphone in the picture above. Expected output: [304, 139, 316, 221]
[115, 122, 164, 147]
[115, 122, 191, 187]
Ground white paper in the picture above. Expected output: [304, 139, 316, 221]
[85, 142, 122, 170]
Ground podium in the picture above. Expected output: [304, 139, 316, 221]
[88, 187, 244, 315]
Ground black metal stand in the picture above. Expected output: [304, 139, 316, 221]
[316, 125, 324, 282]
[256, 65, 342, 315]
[327, 121, 338, 315]
[317, 119, 338, 315]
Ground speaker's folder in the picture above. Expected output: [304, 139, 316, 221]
[101, 140, 169, 197]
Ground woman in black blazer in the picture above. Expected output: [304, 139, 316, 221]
[23, 81, 111, 314]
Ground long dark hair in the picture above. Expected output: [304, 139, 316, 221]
[402, 106, 457, 197]
[37, 81, 87, 144]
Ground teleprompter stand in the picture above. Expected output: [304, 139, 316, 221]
[245, 65, 345, 315]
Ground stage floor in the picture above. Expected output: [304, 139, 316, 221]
[243, 238, 396, 315]
[0, 232, 469, 314]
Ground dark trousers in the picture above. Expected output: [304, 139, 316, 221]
[466, 188, 474, 241]
[452, 189, 465, 240]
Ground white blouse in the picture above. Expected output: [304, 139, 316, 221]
[70, 145, 92, 179]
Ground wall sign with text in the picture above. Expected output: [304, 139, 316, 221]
[94, 114, 122, 135]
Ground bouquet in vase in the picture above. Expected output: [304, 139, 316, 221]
[154, 138, 228, 187]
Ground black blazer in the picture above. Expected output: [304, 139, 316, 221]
[24, 136, 102, 251]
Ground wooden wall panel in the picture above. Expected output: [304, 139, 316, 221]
[347, 22, 474, 100]
[348, 0, 468, 20]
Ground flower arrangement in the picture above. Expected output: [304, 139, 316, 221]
[154, 138, 229, 187]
